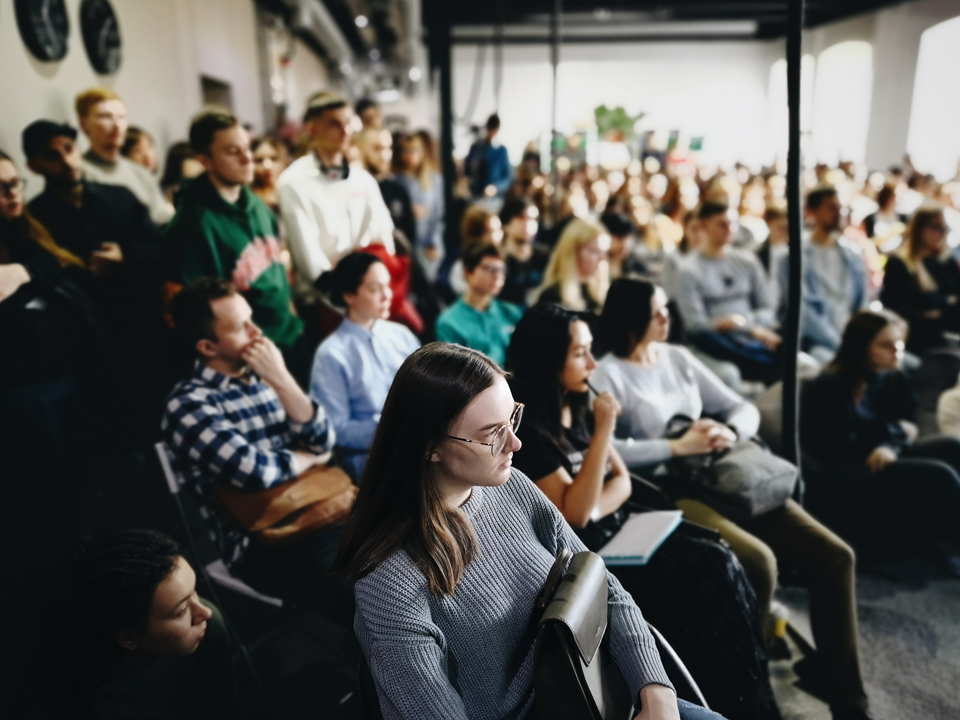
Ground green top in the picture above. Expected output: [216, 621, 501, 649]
[164, 174, 302, 348]
[436, 297, 524, 367]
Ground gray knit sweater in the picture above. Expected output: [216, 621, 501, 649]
[354, 469, 673, 719]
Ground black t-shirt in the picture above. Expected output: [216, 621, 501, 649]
[514, 409, 611, 483]
[502, 246, 549, 306]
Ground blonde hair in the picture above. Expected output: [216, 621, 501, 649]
[538, 218, 609, 311]
[75, 87, 123, 120]
[897, 205, 946, 292]
[401, 134, 433, 191]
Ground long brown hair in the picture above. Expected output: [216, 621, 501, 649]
[827, 309, 907, 400]
[333, 343, 506, 596]
[0, 150, 85, 269]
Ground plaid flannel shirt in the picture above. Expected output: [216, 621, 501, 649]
[162, 361, 335, 566]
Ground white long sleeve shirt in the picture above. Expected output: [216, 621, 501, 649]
[278, 154, 395, 296]
[591, 344, 760, 468]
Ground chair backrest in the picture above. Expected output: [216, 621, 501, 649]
[155, 441, 181, 495]
[533, 551, 634, 720]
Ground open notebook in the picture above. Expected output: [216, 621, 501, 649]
[598, 510, 683, 566]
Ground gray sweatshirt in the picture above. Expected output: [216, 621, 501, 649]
[354, 469, 673, 720]
[675, 249, 775, 334]
[592, 345, 760, 468]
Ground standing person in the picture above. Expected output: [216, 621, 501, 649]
[355, 127, 416, 247]
[164, 109, 309, 387]
[334, 342, 718, 720]
[250, 135, 288, 218]
[879, 206, 959, 355]
[278, 91, 395, 298]
[801, 310, 960, 575]
[464, 113, 512, 199]
[160, 141, 204, 207]
[536, 218, 609, 313]
[310, 253, 419, 479]
[121, 126, 159, 174]
[62, 530, 238, 720]
[355, 97, 383, 129]
[781, 187, 868, 364]
[75, 87, 173, 225]
[500, 197, 547, 307]
[676, 202, 781, 384]
[436, 243, 523, 367]
[395, 132, 445, 278]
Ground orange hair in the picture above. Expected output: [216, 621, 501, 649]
[75, 87, 123, 119]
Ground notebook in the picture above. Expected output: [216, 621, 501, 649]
[598, 510, 683, 566]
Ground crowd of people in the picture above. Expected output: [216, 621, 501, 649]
[3, 82, 960, 720]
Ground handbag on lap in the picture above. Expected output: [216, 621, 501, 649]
[215, 464, 357, 547]
[665, 415, 797, 521]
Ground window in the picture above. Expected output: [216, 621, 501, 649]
[810, 41, 873, 166]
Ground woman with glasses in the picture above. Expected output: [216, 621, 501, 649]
[310, 252, 420, 480]
[334, 342, 724, 720]
[879, 206, 959, 354]
[436, 242, 523, 367]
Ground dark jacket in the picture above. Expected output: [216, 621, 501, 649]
[164, 174, 302, 349]
[880, 254, 960, 353]
[800, 368, 916, 469]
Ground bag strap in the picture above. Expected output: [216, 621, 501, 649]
[536, 548, 573, 612]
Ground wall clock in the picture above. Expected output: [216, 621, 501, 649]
[80, 0, 122, 74]
[14, 0, 70, 62]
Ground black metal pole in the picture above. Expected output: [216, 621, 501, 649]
[549, 0, 562, 223]
[437, 23, 456, 248]
[782, 0, 805, 485]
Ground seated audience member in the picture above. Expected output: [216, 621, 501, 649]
[756, 202, 789, 307]
[676, 202, 781, 384]
[879, 206, 959, 355]
[310, 253, 419, 479]
[660, 211, 701, 302]
[780, 187, 868, 364]
[863, 183, 906, 240]
[278, 91, 394, 298]
[63, 530, 237, 719]
[250, 135, 288, 218]
[937, 372, 960, 437]
[592, 278, 871, 720]
[499, 196, 547, 306]
[508, 302, 781, 720]
[536, 217, 609, 313]
[355, 127, 416, 247]
[24, 120, 165, 404]
[447, 203, 501, 295]
[75, 87, 173, 225]
[160, 141, 204, 207]
[355, 97, 383, 129]
[436, 242, 522, 367]
[464, 113, 512, 198]
[164, 109, 309, 387]
[395, 132, 445, 276]
[334, 343, 717, 720]
[801, 310, 960, 575]
[602, 212, 651, 280]
[0, 150, 95, 461]
[163, 279, 353, 620]
[121, 126, 159, 174]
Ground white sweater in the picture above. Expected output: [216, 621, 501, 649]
[82, 152, 173, 226]
[278, 155, 394, 296]
[591, 344, 760, 468]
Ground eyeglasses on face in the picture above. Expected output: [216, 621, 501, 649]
[0, 178, 26, 196]
[447, 402, 524, 457]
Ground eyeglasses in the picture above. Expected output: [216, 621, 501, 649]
[447, 402, 524, 457]
[478, 263, 507, 276]
[0, 178, 26, 197]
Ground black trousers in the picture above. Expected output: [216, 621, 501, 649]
[232, 527, 355, 627]
[807, 436, 960, 560]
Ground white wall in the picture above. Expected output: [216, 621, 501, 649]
[452, 41, 784, 168]
[0, 0, 265, 197]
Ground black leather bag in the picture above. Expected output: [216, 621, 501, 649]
[533, 550, 635, 720]
[666, 415, 797, 522]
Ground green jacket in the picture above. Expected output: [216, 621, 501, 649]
[164, 175, 302, 348]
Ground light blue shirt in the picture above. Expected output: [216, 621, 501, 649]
[310, 317, 420, 478]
